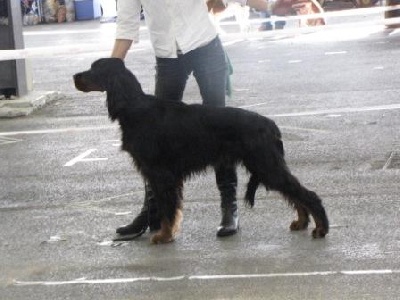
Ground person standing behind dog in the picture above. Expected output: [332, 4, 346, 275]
[111, 0, 239, 240]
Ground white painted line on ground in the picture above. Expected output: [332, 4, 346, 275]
[382, 151, 395, 170]
[288, 60, 302, 64]
[13, 269, 400, 286]
[271, 103, 400, 117]
[0, 45, 146, 61]
[23, 25, 147, 36]
[64, 149, 108, 167]
[388, 28, 400, 36]
[193, 269, 400, 279]
[103, 139, 121, 147]
[191, 271, 336, 280]
[0, 125, 115, 136]
[14, 276, 187, 286]
[114, 211, 133, 216]
[341, 269, 395, 275]
[65, 192, 137, 208]
[24, 29, 102, 36]
[280, 126, 328, 133]
[239, 102, 269, 109]
[237, 103, 400, 118]
[325, 51, 347, 55]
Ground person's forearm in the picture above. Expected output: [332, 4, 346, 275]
[111, 39, 134, 60]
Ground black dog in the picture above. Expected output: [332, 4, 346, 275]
[73, 58, 329, 244]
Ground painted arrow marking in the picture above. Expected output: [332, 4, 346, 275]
[0, 136, 23, 145]
[64, 149, 108, 167]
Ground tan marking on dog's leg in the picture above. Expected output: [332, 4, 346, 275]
[290, 205, 310, 231]
[171, 208, 183, 237]
[150, 219, 173, 244]
[150, 209, 183, 244]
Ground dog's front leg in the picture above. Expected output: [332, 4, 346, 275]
[149, 180, 184, 244]
[151, 209, 183, 244]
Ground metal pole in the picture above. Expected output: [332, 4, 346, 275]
[0, 0, 28, 98]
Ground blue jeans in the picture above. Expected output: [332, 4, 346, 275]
[155, 36, 227, 107]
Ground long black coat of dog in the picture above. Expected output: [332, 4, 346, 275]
[74, 58, 329, 244]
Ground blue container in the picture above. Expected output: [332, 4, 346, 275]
[74, 0, 101, 20]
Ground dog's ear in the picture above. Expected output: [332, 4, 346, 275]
[106, 74, 128, 121]
[106, 70, 145, 121]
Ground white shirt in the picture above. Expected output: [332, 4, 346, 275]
[116, 0, 218, 58]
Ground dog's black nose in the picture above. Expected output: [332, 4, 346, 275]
[73, 74, 81, 80]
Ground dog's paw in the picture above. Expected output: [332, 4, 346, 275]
[311, 227, 327, 238]
[150, 232, 175, 244]
[289, 220, 309, 231]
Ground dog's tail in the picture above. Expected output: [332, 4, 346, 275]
[272, 121, 284, 157]
[244, 174, 259, 208]
[244, 126, 284, 208]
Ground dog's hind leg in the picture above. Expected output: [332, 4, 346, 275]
[290, 204, 310, 231]
[246, 173, 310, 231]
[267, 169, 328, 238]
[147, 177, 183, 244]
[245, 150, 328, 238]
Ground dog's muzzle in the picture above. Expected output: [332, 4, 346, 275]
[73, 73, 104, 93]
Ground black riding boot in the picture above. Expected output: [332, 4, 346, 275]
[216, 166, 239, 237]
[116, 183, 161, 239]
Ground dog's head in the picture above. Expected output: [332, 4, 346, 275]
[73, 58, 145, 121]
[73, 58, 128, 93]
